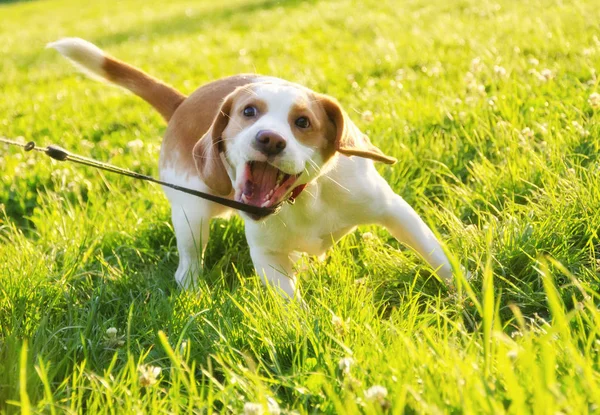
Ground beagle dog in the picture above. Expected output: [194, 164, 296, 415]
[48, 38, 453, 298]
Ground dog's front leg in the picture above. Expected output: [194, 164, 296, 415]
[249, 247, 299, 299]
[376, 188, 453, 283]
[171, 205, 211, 288]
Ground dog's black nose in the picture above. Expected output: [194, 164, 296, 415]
[254, 130, 286, 156]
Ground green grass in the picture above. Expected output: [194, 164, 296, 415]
[1, 0, 600, 413]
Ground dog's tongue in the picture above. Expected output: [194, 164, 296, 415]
[244, 162, 279, 206]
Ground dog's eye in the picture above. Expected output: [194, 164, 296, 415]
[295, 116, 310, 129]
[243, 105, 257, 117]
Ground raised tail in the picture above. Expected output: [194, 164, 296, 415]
[47, 38, 186, 121]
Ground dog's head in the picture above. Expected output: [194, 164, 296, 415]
[193, 81, 396, 219]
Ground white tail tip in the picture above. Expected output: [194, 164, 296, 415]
[47, 37, 106, 78]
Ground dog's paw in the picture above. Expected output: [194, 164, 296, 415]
[175, 266, 199, 290]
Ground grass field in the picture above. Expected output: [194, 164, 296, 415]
[1, 0, 600, 413]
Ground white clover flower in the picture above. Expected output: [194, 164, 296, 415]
[81, 139, 94, 149]
[361, 232, 375, 241]
[126, 139, 144, 150]
[243, 402, 264, 415]
[571, 121, 590, 137]
[536, 123, 548, 135]
[464, 72, 486, 97]
[531, 71, 543, 81]
[464, 224, 477, 233]
[495, 120, 511, 129]
[493, 65, 507, 77]
[332, 314, 343, 329]
[103, 327, 125, 348]
[470, 57, 484, 73]
[365, 385, 390, 409]
[588, 92, 600, 109]
[362, 110, 374, 123]
[521, 127, 535, 139]
[138, 364, 161, 387]
[338, 357, 354, 375]
[365, 385, 388, 400]
[540, 68, 553, 81]
[464, 71, 475, 83]
[332, 314, 349, 336]
[528, 57, 539, 66]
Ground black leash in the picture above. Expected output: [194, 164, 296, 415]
[0, 137, 280, 217]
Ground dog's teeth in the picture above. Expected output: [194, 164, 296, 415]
[241, 194, 249, 203]
[260, 201, 270, 208]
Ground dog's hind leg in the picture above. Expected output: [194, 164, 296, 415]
[249, 247, 299, 299]
[375, 187, 453, 283]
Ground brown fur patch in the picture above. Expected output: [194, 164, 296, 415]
[102, 56, 186, 121]
[317, 94, 397, 165]
[161, 75, 260, 177]
[219, 90, 268, 142]
[286, 97, 335, 160]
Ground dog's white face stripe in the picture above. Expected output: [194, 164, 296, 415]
[225, 84, 315, 173]
[249, 85, 316, 173]
[221, 83, 325, 212]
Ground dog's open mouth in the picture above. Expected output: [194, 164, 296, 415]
[237, 161, 301, 210]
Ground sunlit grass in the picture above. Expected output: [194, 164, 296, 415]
[1, 0, 599, 413]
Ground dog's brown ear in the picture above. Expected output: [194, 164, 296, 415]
[193, 95, 234, 196]
[319, 95, 397, 164]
